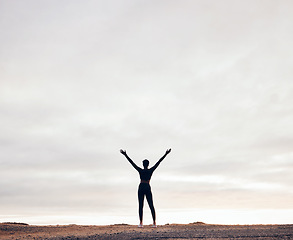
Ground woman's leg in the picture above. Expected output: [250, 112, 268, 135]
[146, 189, 156, 225]
[138, 189, 144, 226]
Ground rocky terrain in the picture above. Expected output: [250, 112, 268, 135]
[0, 222, 292, 239]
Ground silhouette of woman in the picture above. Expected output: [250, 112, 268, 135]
[120, 148, 171, 228]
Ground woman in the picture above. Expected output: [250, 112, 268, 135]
[120, 148, 171, 227]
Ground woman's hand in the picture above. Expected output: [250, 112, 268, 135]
[120, 149, 127, 155]
[166, 148, 171, 154]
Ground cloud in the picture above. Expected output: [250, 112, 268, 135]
[0, 0, 293, 223]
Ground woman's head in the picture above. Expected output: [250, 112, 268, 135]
[143, 159, 149, 169]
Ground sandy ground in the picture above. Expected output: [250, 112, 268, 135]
[0, 222, 292, 240]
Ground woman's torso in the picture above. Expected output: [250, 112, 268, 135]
[138, 168, 154, 182]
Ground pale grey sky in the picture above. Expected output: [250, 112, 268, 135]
[1, 0, 293, 225]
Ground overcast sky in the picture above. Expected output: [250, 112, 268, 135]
[1, 0, 293, 225]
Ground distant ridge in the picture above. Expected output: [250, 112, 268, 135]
[2, 222, 29, 225]
[189, 221, 206, 225]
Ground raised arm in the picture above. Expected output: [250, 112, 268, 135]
[151, 148, 171, 171]
[120, 149, 141, 171]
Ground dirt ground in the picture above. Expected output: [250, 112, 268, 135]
[0, 222, 292, 240]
